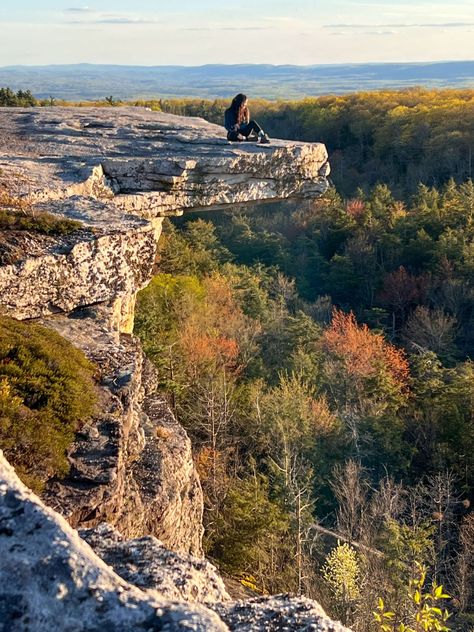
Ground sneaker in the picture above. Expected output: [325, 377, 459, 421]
[259, 133, 270, 144]
[227, 132, 246, 142]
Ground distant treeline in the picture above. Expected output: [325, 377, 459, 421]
[2, 86, 474, 197]
[0, 87, 37, 107]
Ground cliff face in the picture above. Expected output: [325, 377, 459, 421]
[40, 315, 204, 556]
[0, 106, 330, 556]
[0, 107, 341, 630]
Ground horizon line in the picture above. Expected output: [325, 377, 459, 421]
[2, 59, 474, 70]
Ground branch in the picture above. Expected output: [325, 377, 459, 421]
[309, 522, 384, 557]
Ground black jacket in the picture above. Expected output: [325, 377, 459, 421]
[224, 107, 239, 132]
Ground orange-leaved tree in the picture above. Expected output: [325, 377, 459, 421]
[320, 309, 410, 469]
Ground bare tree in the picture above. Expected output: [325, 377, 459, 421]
[402, 306, 457, 357]
[367, 475, 406, 542]
[287, 455, 314, 596]
[180, 370, 237, 537]
[331, 460, 370, 544]
[454, 513, 474, 612]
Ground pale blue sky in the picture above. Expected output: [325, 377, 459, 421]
[1, 0, 473, 66]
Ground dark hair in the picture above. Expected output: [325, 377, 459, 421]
[230, 93, 248, 124]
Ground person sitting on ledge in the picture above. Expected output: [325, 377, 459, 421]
[224, 93, 270, 144]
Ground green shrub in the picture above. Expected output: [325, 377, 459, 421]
[374, 564, 451, 632]
[0, 317, 97, 491]
[0, 207, 82, 235]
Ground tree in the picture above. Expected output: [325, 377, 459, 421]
[454, 513, 474, 613]
[407, 353, 474, 489]
[253, 373, 339, 594]
[378, 267, 429, 334]
[374, 564, 450, 632]
[322, 543, 361, 624]
[402, 307, 457, 360]
[208, 474, 291, 593]
[380, 520, 435, 593]
[331, 460, 370, 544]
[320, 308, 410, 469]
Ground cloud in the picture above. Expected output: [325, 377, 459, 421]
[331, 29, 397, 36]
[325, 22, 474, 28]
[183, 26, 270, 32]
[364, 30, 397, 35]
[65, 6, 93, 12]
[97, 17, 159, 24]
[65, 13, 160, 25]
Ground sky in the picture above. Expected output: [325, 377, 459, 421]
[0, 0, 473, 66]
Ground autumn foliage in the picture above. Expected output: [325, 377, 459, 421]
[323, 308, 410, 388]
[135, 183, 474, 625]
[178, 274, 250, 373]
[180, 325, 239, 370]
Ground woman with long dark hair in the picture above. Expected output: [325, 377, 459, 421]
[224, 93, 270, 143]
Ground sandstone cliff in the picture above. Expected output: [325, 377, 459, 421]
[0, 106, 329, 553]
[0, 107, 340, 630]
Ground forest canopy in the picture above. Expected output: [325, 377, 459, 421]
[135, 179, 474, 629]
[2, 85, 473, 629]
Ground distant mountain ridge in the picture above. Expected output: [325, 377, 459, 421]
[1, 61, 473, 100]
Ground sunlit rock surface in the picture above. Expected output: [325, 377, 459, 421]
[41, 313, 204, 557]
[0, 106, 329, 214]
[214, 594, 352, 632]
[0, 107, 329, 323]
[81, 523, 230, 604]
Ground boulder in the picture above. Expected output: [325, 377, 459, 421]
[0, 451, 227, 632]
[81, 523, 230, 604]
[214, 594, 351, 632]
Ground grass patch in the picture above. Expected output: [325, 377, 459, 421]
[0, 317, 97, 491]
[0, 205, 82, 236]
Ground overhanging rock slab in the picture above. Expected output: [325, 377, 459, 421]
[0, 107, 330, 323]
[0, 107, 329, 216]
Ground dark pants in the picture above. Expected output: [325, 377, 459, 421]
[227, 120, 262, 141]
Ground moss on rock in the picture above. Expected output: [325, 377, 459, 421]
[0, 317, 97, 491]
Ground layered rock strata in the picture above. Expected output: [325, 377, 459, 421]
[0, 107, 329, 326]
[0, 107, 329, 215]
